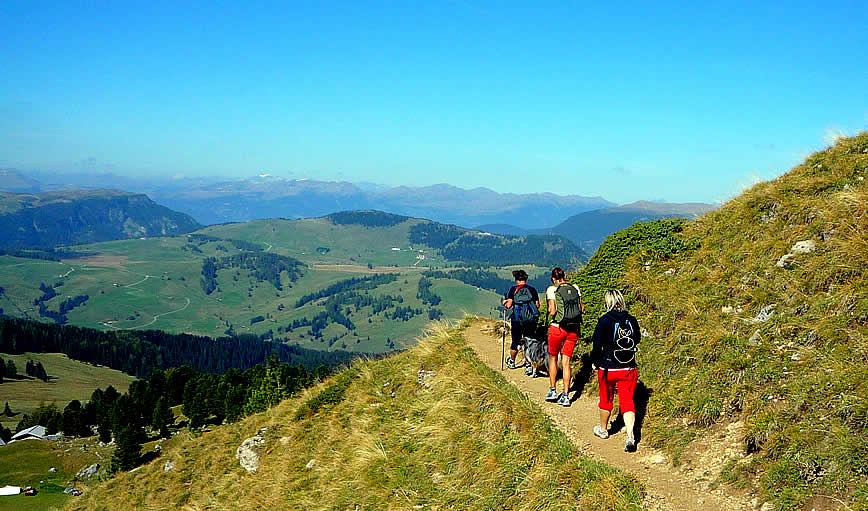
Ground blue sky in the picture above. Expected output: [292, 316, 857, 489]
[1, 1, 866, 204]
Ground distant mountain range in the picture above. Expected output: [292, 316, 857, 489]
[0, 169, 42, 194]
[2, 170, 614, 229]
[0, 189, 201, 248]
[0, 169, 716, 252]
[476, 201, 718, 251]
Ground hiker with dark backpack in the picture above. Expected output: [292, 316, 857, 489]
[544, 267, 584, 407]
[590, 289, 641, 452]
[501, 269, 540, 374]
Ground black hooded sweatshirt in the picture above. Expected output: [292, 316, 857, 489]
[590, 309, 641, 369]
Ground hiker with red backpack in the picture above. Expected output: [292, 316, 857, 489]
[501, 269, 540, 374]
[590, 289, 641, 452]
[544, 267, 584, 407]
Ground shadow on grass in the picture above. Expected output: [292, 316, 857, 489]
[139, 450, 160, 466]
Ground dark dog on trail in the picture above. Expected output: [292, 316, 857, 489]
[522, 335, 549, 378]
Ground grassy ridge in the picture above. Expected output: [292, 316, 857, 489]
[570, 133, 867, 509]
[66, 322, 644, 510]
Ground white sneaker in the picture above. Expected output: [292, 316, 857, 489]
[593, 425, 609, 439]
[625, 436, 637, 452]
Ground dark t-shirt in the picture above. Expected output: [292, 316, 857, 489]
[507, 284, 539, 303]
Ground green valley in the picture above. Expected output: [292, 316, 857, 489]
[0, 212, 577, 352]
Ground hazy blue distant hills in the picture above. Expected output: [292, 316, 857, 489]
[0, 189, 202, 248]
[545, 201, 717, 252]
[7, 171, 712, 250]
[365, 184, 613, 229]
[0, 169, 42, 193]
[154, 180, 614, 229]
[10, 171, 614, 229]
[477, 201, 717, 251]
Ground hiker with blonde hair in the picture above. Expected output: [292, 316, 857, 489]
[590, 289, 641, 452]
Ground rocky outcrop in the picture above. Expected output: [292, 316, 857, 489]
[236, 427, 268, 473]
[76, 463, 100, 479]
[776, 239, 817, 268]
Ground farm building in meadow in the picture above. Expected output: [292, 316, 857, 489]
[9, 425, 59, 443]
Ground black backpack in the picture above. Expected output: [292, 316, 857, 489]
[555, 285, 582, 334]
[512, 285, 539, 324]
[610, 319, 637, 365]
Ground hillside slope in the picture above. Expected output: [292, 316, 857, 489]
[0, 169, 41, 193]
[67, 322, 644, 511]
[0, 190, 201, 247]
[549, 201, 717, 252]
[571, 133, 867, 510]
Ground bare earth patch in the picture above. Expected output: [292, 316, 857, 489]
[62, 254, 130, 269]
[312, 264, 405, 274]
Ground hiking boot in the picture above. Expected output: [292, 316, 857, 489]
[556, 392, 571, 407]
[544, 388, 559, 401]
[625, 436, 637, 452]
[506, 357, 517, 369]
[524, 364, 534, 377]
[593, 425, 609, 439]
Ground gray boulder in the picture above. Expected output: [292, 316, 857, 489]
[236, 428, 268, 473]
[755, 305, 775, 323]
[76, 463, 100, 479]
[790, 240, 816, 254]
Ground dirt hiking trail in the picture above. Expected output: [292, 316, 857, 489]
[465, 320, 755, 511]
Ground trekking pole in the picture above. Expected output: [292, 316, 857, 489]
[501, 304, 506, 371]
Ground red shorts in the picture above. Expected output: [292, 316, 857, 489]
[597, 368, 638, 414]
[547, 325, 578, 357]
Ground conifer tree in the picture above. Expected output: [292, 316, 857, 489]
[218, 368, 247, 422]
[98, 416, 112, 444]
[0, 425, 11, 443]
[244, 365, 285, 415]
[111, 425, 141, 472]
[35, 361, 48, 381]
[63, 400, 86, 437]
[26, 359, 34, 377]
[0, 357, 5, 383]
[182, 378, 207, 429]
[16, 403, 62, 434]
[5, 359, 16, 378]
[3, 402, 12, 417]
[151, 396, 173, 439]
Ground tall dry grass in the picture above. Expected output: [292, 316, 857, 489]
[67, 321, 644, 510]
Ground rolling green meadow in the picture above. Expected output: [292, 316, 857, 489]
[0, 353, 135, 432]
[0, 216, 527, 354]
